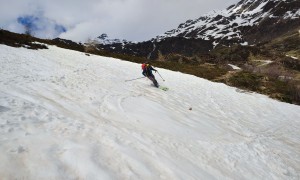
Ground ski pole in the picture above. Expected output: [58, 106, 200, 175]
[157, 71, 165, 81]
[125, 76, 146, 82]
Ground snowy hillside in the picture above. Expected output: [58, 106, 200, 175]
[0, 44, 300, 179]
[95, 0, 300, 59]
[93, 33, 133, 45]
[156, 0, 300, 46]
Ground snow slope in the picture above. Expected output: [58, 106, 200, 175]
[0, 44, 300, 180]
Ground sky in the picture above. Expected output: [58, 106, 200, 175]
[0, 0, 238, 42]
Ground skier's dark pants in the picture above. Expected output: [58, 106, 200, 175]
[148, 75, 158, 87]
[142, 68, 159, 87]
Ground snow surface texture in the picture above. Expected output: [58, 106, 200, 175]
[0, 44, 300, 180]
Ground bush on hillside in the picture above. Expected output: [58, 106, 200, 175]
[229, 71, 263, 91]
[281, 56, 300, 71]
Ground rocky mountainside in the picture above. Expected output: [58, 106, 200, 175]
[94, 33, 133, 45]
[157, 0, 300, 45]
[95, 0, 300, 60]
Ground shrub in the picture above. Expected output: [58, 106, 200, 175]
[288, 81, 300, 104]
[229, 71, 263, 91]
[281, 56, 300, 71]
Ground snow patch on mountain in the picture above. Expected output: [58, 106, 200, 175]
[94, 33, 134, 46]
[284, 9, 300, 19]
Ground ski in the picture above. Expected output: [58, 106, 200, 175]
[159, 86, 169, 91]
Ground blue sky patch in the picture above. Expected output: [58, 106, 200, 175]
[17, 15, 66, 38]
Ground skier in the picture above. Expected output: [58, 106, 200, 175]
[141, 62, 159, 87]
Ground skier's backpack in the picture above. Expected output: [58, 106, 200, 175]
[141, 63, 147, 70]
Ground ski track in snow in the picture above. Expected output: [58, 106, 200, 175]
[0, 44, 300, 180]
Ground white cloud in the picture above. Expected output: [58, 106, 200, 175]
[6, 22, 26, 34]
[0, 0, 238, 42]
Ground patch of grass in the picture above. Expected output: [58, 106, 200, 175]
[264, 78, 300, 105]
[210, 44, 263, 62]
[286, 50, 300, 60]
[265, 29, 300, 57]
[248, 52, 271, 61]
[228, 70, 300, 104]
[151, 61, 228, 80]
[228, 71, 263, 91]
[280, 56, 300, 71]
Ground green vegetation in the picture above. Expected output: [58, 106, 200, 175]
[228, 71, 263, 91]
[227, 71, 299, 104]
[265, 30, 300, 59]
[209, 44, 261, 62]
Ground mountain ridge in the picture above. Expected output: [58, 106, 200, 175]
[94, 0, 300, 59]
